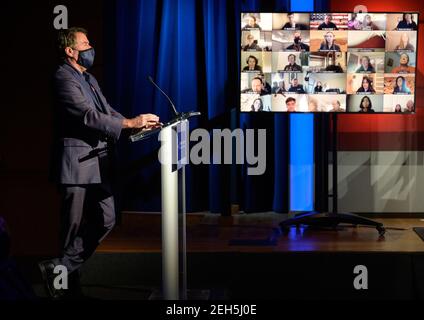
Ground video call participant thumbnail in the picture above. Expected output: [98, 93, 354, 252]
[288, 78, 305, 93]
[392, 76, 411, 94]
[308, 97, 319, 111]
[348, 30, 386, 51]
[384, 94, 415, 113]
[282, 12, 308, 30]
[286, 31, 310, 51]
[285, 97, 297, 112]
[348, 13, 362, 30]
[348, 13, 381, 31]
[251, 97, 271, 112]
[355, 56, 375, 73]
[394, 32, 415, 51]
[318, 14, 339, 30]
[358, 96, 375, 113]
[319, 32, 341, 51]
[309, 94, 347, 112]
[329, 99, 345, 112]
[360, 14, 380, 31]
[396, 13, 418, 30]
[243, 33, 262, 51]
[308, 52, 345, 73]
[242, 14, 262, 30]
[272, 81, 286, 95]
[389, 53, 415, 73]
[243, 55, 262, 72]
[241, 77, 264, 95]
[356, 76, 376, 94]
[283, 54, 302, 72]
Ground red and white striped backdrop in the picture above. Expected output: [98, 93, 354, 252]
[330, 0, 424, 151]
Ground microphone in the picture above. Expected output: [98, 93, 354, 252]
[148, 76, 179, 117]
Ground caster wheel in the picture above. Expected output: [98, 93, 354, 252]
[377, 226, 386, 236]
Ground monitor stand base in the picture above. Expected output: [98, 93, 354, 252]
[279, 211, 386, 236]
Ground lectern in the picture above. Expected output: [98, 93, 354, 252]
[130, 111, 200, 300]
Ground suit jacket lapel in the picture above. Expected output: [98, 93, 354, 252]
[63, 63, 107, 114]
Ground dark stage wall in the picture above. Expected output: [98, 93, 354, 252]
[2, 0, 423, 256]
[1, 1, 107, 255]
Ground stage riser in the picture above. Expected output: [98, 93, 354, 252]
[76, 252, 424, 300]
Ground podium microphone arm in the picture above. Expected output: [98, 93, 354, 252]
[148, 76, 179, 117]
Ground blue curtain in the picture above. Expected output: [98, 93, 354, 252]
[104, 0, 327, 213]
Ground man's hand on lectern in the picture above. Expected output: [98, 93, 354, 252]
[122, 113, 161, 129]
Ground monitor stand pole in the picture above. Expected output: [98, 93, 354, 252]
[279, 112, 386, 236]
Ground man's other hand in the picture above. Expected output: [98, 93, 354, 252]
[123, 114, 160, 129]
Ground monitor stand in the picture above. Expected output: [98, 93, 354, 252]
[279, 112, 386, 237]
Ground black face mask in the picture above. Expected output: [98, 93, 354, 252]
[294, 37, 301, 44]
[73, 47, 95, 69]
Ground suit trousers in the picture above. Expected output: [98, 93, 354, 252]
[53, 183, 115, 275]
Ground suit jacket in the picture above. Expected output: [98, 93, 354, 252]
[52, 62, 124, 185]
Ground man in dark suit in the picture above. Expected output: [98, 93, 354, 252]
[39, 27, 161, 299]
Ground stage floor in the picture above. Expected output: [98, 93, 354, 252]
[89, 212, 424, 299]
[24, 212, 424, 300]
[98, 212, 424, 253]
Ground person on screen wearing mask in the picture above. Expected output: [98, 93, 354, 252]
[356, 56, 375, 73]
[286, 31, 310, 51]
[396, 13, 418, 30]
[39, 27, 161, 300]
[282, 12, 308, 30]
[391, 53, 415, 73]
[319, 32, 341, 51]
[358, 96, 375, 113]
